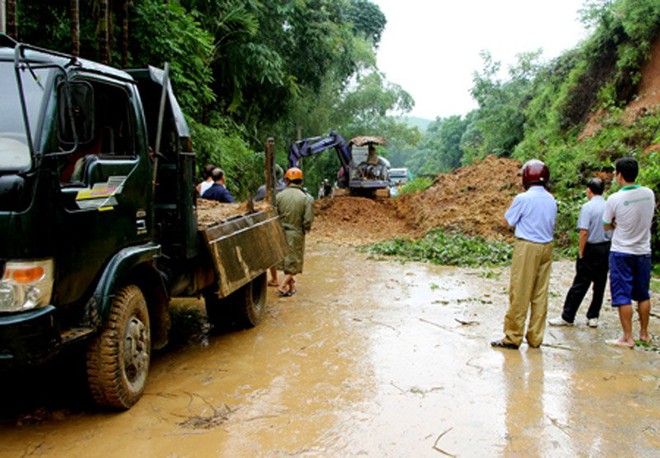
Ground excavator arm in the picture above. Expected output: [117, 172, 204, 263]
[287, 131, 352, 173]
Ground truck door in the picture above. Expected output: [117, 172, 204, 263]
[56, 78, 152, 306]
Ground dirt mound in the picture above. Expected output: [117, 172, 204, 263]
[394, 156, 521, 240]
[311, 156, 522, 245]
[311, 196, 414, 245]
[582, 37, 660, 139]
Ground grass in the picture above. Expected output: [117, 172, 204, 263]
[361, 229, 512, 268]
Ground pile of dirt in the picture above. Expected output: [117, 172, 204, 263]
[311, 196, 413, 245]
[394, 156, 522, 241]
[311, 156, 523, 245]
[196, 198, 270, 228]
[582, 38, 660, 139]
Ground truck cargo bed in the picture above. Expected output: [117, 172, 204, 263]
[197, 199, 287, 297]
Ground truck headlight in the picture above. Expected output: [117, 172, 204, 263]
[0, 259, 54, 312]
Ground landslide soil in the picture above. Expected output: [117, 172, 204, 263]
[312, 155, 522, 245]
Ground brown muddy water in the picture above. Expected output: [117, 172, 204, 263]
[0, 243, 658, 457]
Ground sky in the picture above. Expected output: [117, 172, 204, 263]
[372, 0, 591, 120]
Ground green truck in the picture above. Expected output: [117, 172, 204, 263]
[0, 35, 287, 409]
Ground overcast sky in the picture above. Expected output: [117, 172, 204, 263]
[372, 0, 590, 120]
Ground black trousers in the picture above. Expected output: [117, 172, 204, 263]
[561, 242, 611, 322]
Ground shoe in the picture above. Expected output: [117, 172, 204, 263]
[605, 338, 634, 349]
[548, 317, 574, 327]
[587, 318, 599, 328]
[490, 339, 519, 350]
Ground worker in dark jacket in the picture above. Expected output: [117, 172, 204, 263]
[202, 168, 235, 203]
[275, 167, 314, 297]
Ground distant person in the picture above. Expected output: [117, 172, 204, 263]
[550, 178, 611, 328]
[602, 157, 655, 348]
[318, 179, 333, 199]
[255, 164, 286, 202]
[359, 144, 380, 179]
[196, 163, 215, 196]
[275, 167, 314, 297]
[491, 159, 557, 350]
[201, 168, 235, 203]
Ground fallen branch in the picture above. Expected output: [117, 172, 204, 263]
[432, 427, 456, 457]
[419, 318, 459, 334]
[540, 343, 574, 351]
[454, 318, 479, 326]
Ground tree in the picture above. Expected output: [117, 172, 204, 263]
[463, 50, 541, 159]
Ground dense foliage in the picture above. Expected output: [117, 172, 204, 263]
[11, 0, 416, 193]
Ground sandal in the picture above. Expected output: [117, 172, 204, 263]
[276, 290, 292, 297]
[267, 281, 279, 287]
[490, 339, 519, 350]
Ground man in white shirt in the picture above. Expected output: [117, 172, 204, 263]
[602, 157, 655, 348]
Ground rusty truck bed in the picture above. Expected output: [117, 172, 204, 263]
[196, 199, 288, 297]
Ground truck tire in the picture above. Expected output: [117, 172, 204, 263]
[86, 285, 151, 410]
[204, 273, 267, 330]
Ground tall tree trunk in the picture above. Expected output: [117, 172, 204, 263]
[6, 0, 16, 38]
[121, 0, 128, 68]
[98, 0, 110, 64]
[70, 0, 80, 56]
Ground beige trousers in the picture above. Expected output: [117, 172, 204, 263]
[503, 239, 553, 347]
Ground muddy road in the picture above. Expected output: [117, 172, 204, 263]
[0, 243, 658, 457]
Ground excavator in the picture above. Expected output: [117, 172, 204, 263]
[287, 131, 391, 197]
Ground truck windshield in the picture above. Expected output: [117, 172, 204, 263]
[0, 61, 55, 171]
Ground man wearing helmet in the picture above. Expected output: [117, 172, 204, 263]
[491, 159, 557, 349]
[275, 167, 314, 297]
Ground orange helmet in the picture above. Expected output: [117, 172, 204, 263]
[284, 167, 303, 181]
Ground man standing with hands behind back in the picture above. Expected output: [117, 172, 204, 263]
[550, 178, 611, 328]
[275, 167, 314, 297]
[491, 159, 557, 350]
[602, 157, 655, 348]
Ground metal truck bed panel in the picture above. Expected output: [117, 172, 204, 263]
[200, 210, 288, 297]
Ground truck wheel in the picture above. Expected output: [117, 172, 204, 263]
[238, 272, 267, 327]
[86, 285, 151, 410]
[204, 273, 267, 330]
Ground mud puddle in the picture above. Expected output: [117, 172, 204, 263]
[0, 243, 657, 456]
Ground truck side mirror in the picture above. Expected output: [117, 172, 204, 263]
[57, 81, 95, 146]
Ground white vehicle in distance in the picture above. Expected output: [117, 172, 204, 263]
[389, 168, 412, 196]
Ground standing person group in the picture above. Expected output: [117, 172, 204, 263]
[549, 178, 611, 328]
[201, 167, 234, 203]
[196, 163, 216, 197]
[492, 156, 655, 350]
[275, 167, 314, 297]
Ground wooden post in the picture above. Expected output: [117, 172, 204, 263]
[0, 0, 5, 34]
[265, 138, 275, 206]
[6, 0, 17, 38]
[70, 0, 80, 56]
